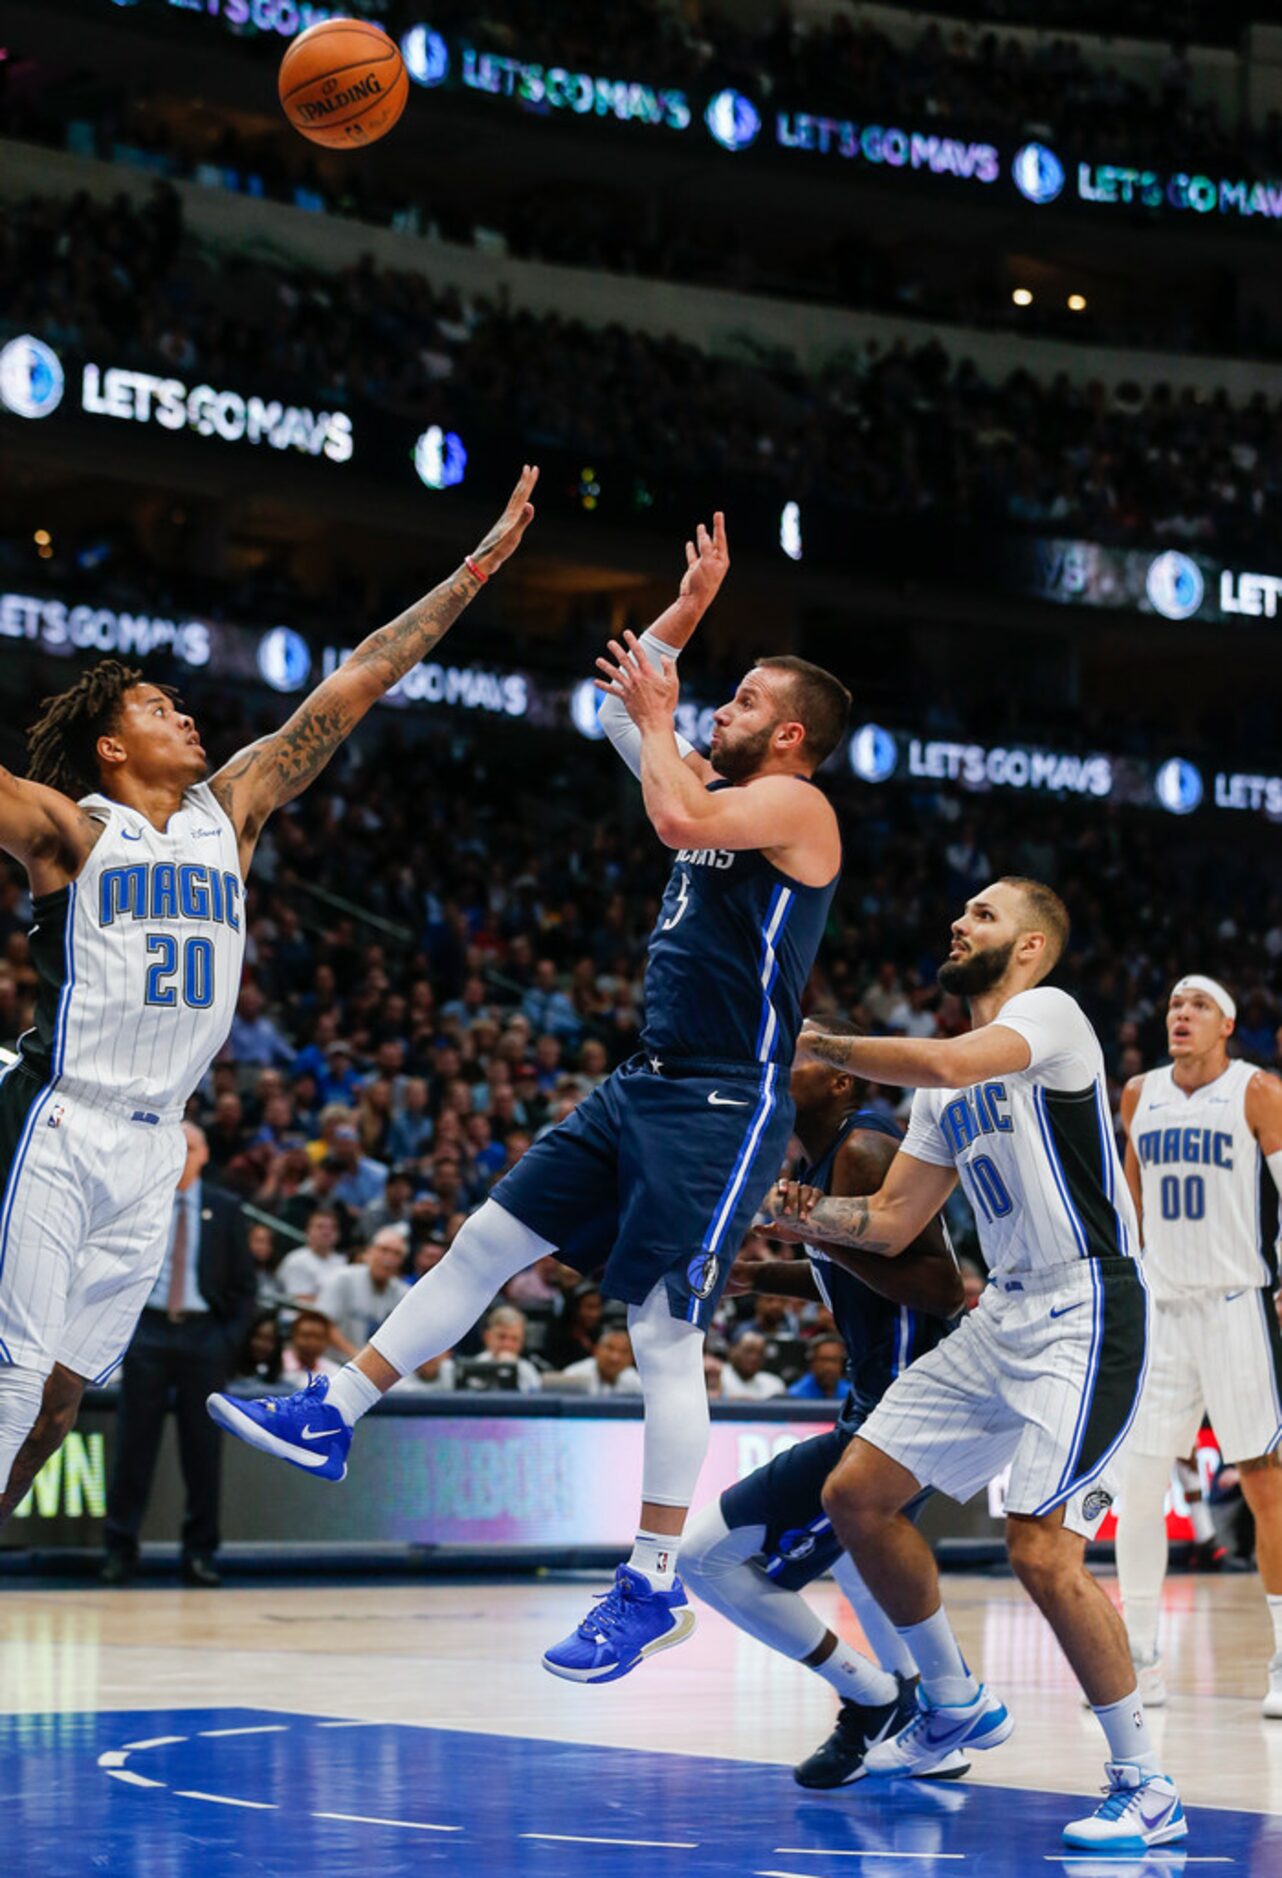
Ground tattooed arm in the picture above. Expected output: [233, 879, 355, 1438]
[761, 1151, 957, 1264]
[210, 466, 538, 869]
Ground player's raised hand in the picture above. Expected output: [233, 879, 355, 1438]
[678, 512, 730, 613]
[469, 464, 539, 576]
[595, 629, 680, 733]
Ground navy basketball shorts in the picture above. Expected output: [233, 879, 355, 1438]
[490, 1053, 795, 1326]
[718, 1407, 930, 1591]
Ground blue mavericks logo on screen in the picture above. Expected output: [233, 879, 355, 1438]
[705, 89, 761, 152]
[0, 336, 65, 420]
[402, 25, 450, 88]
[257, 627, 313, 694]
[1012, 142, 1065, 206]
[849, 723, 898, 784]
[1155, 758, 1204, 816]
[1145, 550, 1205, 621]
[571, 678, 607, 740]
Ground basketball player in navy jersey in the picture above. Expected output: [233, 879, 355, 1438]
[211, 516, 851, 1683]
[681, 1018, 964, 1785]
[0, 467, 539, 1528]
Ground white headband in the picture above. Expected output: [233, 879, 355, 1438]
[1171, 974, 1236, 1022]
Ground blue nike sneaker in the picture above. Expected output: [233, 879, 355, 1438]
[862, 1681, 1012, 1775]
[206, 1375, 351, 1482]
[542, 1566, 697, 1683]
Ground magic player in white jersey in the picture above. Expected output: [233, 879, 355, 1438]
[1117, 974, 1282, 1718]
[0, 467, 538, 1527]
[763, 879, 1186, 1856]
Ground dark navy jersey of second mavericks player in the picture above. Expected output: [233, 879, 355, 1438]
[799, 1108, 953, 1419]
[642, 779, 837, 1066]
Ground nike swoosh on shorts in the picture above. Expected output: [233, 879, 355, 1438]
[1049, 1302, 1085, 1319]
[707, 1093, 750, 1107]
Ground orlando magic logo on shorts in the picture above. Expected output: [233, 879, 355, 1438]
[687, 1250, 720, 1300]
[1081, 1487, 1114, 1522]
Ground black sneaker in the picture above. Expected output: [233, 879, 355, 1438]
[793, 1676, 971, 1788]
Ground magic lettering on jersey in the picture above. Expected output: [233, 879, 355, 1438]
[938, 1081, 1013, 1156]
[98, 862, 242, 931]
[1136, 1126, 1233, 1169]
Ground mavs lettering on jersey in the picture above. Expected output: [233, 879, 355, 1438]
[99, 862, 242, 930]
[642, 780, 837, 1067]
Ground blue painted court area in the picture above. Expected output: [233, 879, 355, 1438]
[0, 1705, 1278, 1877]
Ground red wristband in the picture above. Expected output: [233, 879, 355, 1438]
[465, 554, 488, 585]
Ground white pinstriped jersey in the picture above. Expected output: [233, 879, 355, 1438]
[902, 987, 1137, 1279]
[17, 782, 245, 1114]
[1131, 1058, 1280, 1300]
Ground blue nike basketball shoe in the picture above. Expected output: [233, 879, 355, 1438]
[543, 1566, 697, 1683]
[206, 1375, 351, 1481]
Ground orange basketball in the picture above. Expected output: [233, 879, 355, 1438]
[278, 19, 408, 150]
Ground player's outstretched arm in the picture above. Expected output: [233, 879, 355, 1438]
[761, 1152, 958, 1262]
[0, 767, 101, 888]
[595, 515, 728, 785]
[801, 1023, 1032, 1091]
[210, 466, 537, 863]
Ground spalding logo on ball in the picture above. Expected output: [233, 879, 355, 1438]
[279, 18, 409, 149]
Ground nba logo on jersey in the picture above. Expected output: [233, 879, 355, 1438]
[46, 1102, 65, 1128]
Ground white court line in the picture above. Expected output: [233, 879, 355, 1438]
[313, 1812, 461, 1833]
[174, 1790, 277, 1810]
[1053, 1861, 1231, 1867]
[524, 1833, 700, 1849]
[96, 1750, 130, 1768]
[775, 1855, 967, 1863]
[199, 1725, 290, 1739]
[106, 1771, 166, 1790]
[314, 1720, 383, 1729]
[120, 1735, 188, 1752]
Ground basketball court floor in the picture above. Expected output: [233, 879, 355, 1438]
[3, 1570, 1281, 1875]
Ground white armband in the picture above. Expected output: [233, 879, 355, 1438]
[1267, 1149, 1282, 1196]
[597, 628, 694, 778]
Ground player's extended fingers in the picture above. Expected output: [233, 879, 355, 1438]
[605, 637, 638, 669]
[713, 510, 728, 555]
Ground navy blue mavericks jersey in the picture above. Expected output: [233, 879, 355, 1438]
[799, 1109, 955, 1420]
[641, 780, 838, 1067]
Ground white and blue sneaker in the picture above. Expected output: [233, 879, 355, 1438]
[862, 1682, 1013, 1776]
[542, 1566, 697, 1683]
[1062, 1764, 1187, 1851]
[206, 1375, 351, 1482]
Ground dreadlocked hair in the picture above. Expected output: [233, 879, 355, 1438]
[25, 659, 165, 801]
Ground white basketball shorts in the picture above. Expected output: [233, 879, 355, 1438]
[0, 1070, 186, 1384]
[1125, 1286, 1282, 1464]
[855, 1256, 1150, 1537]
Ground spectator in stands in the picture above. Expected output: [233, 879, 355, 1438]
[282, 1309, 342, 1382]
[704, 1352, 724, 1398]
[357, 1165, 418, 1241]
[234, 1309, 285, 1389]
[555, 1328, 642, 1396]
[317, 1226, 411, 1356]
[225, 983, 294, 1069]
[543, 1285, 605, 1370]
[394, 1351, 459, 1393]
[246, 1220, 285, 1308]
[322, 1114, 388, 1213]
[471, 1304, 542, 1393]
[386, 1077, 433, 1161]
[788, 1336, 852, 1403]
[277, 1205, 344, 1303]
[718, 1331, 786, 1401]
[521, 959, 580, 1041]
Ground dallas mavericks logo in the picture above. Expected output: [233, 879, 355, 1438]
[705, 90, 761, 153]
[401, 25, 450, 87]
[1145, 550, 1205, 622]
[1154, 758, 1204, 817]
[777, 1527, 818, 1563]
[1011, 142, 1065, 206]
[1080, 1487, 1114, 1522]
[257, 627, 312, 694]
[570, 678, 607, 741]
[849, 723, 898, 784]
[414, 426, 468, 491]
[0, 335, 65, 420]
[686, 1250, 720, 1301]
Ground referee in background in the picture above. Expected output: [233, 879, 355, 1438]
[102, 1122, 257, 1586]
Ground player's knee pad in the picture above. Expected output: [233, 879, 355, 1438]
[679, 1500, 766, 1588]
[0, 1365, 48, 1487]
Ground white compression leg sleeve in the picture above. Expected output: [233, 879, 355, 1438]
[0, 1366, 47, 1499]
[627, 1280, 710, 1509]
[1116, 1452, 1173, 1661]
[369, 1200, 555, 1377]
[681, 1500, 829, 1658]
[831, 1552, 918, 1678]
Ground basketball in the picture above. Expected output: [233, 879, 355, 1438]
[278, 19, 408, 150]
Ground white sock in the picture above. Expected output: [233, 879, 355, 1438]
[1117, 1452, 1171, 1662]
[326, 1363, 384, 1427]
[677, 1503, 895, 1704]
[1092, 1688, 1161, 1775]
[628, 1530, 678, 1591]
[832, 1553, 918, 1679]
[898, 1606, 979, 1706]
[1268, 1594, 1282, 1655]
